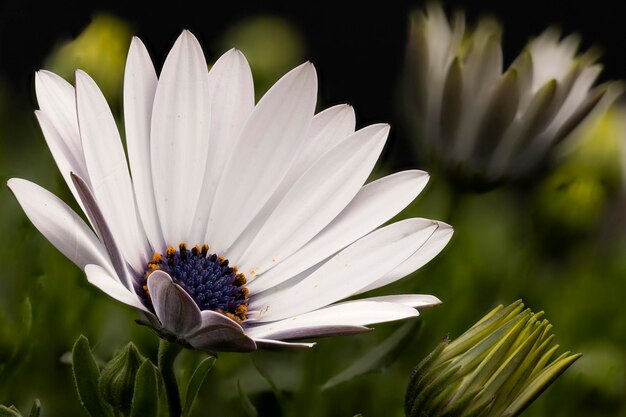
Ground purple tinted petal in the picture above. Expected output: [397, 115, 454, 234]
[71, 172, 132, 289]
[147, 270, 201, 336]
[187, 326, 257, 353]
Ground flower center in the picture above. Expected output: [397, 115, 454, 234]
[143, 243, 248, 322]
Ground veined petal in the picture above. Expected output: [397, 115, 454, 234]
[35, 110, 90, 214]
[206, 62, 317, 253]
[76, 70, 148, 274]
[186, 311, 256, 353]
[147, 270, 201, 336]
[190, 49, 255, 243]
[245, 301, 418, 340]
[360, 294, 442, 309]
[124, 37, 164, 252]
[289, 104, 357, 180]
[7, 178, 113, 274]
[356, 221, 453, 294]
[84, 264, 148, 312]
[248, 170, 430, 293]
[35, 71, 85, 177]
[151, 30, 211, 245]
[237, 124, 389, 276]
[224, 104, 356, 262]
[250, 218, 438, 322]
[248, 325, 371, 341]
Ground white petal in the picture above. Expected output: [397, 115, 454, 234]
[250, 218, 438, 322]
[190, 49, 255, 243]
[76, 70, 148, 274]
[237, 124, 389, 276]
[206, 62, 317, 253]
[248, 325, 370, 341]
[245, 301, 418, 340]
[360, 294, 442, 309]
[84, 264, 148, 312]
[288, 104, 356, 181]
[147, 270, 202, 336]
[223, 104, 356, 262]
[252, 339, 315, 349]
[35, 110, 90, 214]
[35, 71, 86, 178]
[248, 170, 430, 293]
[356, 221, 453, 294]
[7, 178, 113, 273]
[124, 37, 164, 252]
[150, 30, 211, 245]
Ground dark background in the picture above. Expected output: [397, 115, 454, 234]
[1, 0, 625, 130]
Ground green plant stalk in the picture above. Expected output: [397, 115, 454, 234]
[158, 340, 183, 417]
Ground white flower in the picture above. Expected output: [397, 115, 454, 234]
[404, 4, 621, 189]
[8, 31, 452, 353]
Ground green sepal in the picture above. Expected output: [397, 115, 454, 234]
[409, 364, 461, 417]
[72, 335, 114, 417]
[404, 339, 447, 415]
[181, 356, 216, 417]
[98, 342, 145, 415]
[130, 360, 159, 417]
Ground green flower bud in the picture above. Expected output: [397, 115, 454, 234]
[405, 300, 581, 417]
[99, 342, 145, 416]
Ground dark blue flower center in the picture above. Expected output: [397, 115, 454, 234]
[143, 243, 248, 321]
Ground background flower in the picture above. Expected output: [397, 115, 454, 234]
[402, 4, 622, 191]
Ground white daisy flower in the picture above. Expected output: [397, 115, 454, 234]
[8, 31, 452, 353]
[404, 4, 621, 190]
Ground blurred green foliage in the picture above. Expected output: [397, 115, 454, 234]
[45, 14, 133, 103]
[216, 16, 306, 96]
[0, 11, 624, 417]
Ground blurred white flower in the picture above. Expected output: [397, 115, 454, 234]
[9, 31, 452, 354]
[404, 4, 621, 190]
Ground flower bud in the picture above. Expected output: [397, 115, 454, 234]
[405, 300, 581, 417]
[98, 342, 145, 415]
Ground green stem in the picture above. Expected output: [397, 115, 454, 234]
[158, 339, 183, 417]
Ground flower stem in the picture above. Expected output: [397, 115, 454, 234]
[158, 339, 183, 417]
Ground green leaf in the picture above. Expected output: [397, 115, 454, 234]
[130, 360, 159, 417]
[72, 335, 113, 417]
[237, 380, 258, 417]
[27, 399, 40, 417]
[252, 358, 285, 402]
[323, 321, 420, 391]
[0, 405, 21, 417]
[181, 356, 216, 417]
